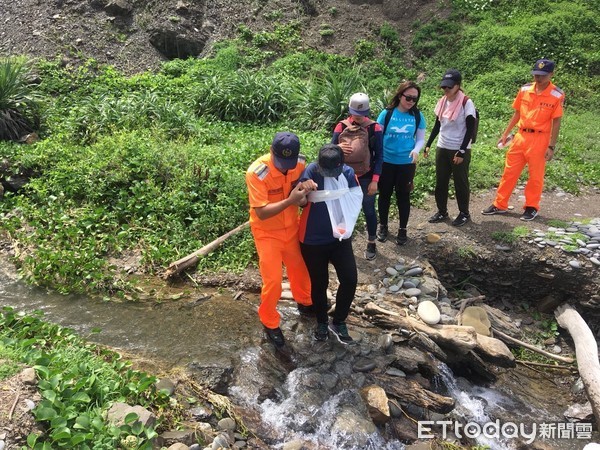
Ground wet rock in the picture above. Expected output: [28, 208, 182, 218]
[571, 377, 584, 395]
[360, 385, 390, 425]
[417, 300, 440, 325]
[331, 409, 377, 447]
[385, 367, 406, 377]
[282, 441, 306, 450]
[353, 358, 376, 373]
[156, 378, 176, 396]
[564, 402, 594, 422]
[188, 361, 233, 394]
[378, 334, 394, 351]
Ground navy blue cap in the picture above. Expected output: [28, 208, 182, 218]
[271, 132, 300, 170]
[532, 59, 555, 75]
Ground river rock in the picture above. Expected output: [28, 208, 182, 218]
[378, 334, 394, 351]
[569, 260, 581, 269]
[404, 267, 423, 277]
[404, 288, 421, 297]
[564, 402, 594, 422]
[460, 306, 491, 336]
[332, 408, 377, 447]
[426, 233, 441, 243]
[417, 300, 440, 325]
[360, 385, 391, 425]
[217, 417, 236, 431]
[403, 280, 416, 289]
[282, 441, 307, 450]
[386, 267, 398, 276]
[353, 358, 376, 373]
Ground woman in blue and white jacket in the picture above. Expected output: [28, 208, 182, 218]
[376, 80, 426, 246]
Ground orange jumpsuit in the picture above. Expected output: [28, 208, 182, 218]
[246, 154, 312, 329]
[494, 82, 564, 211]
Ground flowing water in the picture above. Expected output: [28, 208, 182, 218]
[0, 259, 595, 449]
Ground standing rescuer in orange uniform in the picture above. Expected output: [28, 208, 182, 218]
[245, 132, 317, 349]
[482, 59, 565, 221]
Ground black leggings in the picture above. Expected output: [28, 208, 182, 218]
[378, 162, 416, 229]
[300, 239, 357, 325]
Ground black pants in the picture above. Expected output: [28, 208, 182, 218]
[434, 147, 471, 215]
[378, 162, 416, 229]
[300, 239, 357, 325]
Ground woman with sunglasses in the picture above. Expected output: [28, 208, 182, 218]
[376, 80, 426, 245]
[425, 69, 476, 227]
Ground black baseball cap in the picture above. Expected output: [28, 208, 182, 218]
[440, 69, 462, 88]
[318, 144, 344, 178]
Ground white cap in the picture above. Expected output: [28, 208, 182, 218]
[348, 92, 370, 116]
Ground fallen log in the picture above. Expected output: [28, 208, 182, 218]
[373, 374, 455, 414]
[364, 302, 477, 355]
[164, 221, 250, 278]
[492, 328, 575, 364]
[555, 304, 600, 430]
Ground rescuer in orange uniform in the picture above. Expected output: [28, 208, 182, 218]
[246, 132, 317, 348]
[482, 59, 564, 221]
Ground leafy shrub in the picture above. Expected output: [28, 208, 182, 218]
[0, 57, 40, 141]
[0, 308, 166, 449]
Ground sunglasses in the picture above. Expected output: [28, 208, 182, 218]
[402, 94, 419, 102]
[441, 86, 453, 90]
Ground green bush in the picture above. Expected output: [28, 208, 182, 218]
[0, 57, 40, 141]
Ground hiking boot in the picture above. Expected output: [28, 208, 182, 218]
[481, 205, 507, 215]
[452, 212, 470, 227]
[428, 211, 449, 223]
[520, 207, 538, 221]
[297, 303, 316, 317]
[365, 242, 377, 261]
[264, 326, 285, 348]
[377, 224, 388, 242]
[396, 228, 407, 246]
[314, 322, 329, 341]
[328, 322, 354, 345]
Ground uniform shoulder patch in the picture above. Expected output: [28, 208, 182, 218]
[551, 86, 564, 98]
[252, 163, 269, 180]
[521, 83, 533, 92]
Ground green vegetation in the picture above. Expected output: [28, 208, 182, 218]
[0, 0, 598, 296]
[0, 307, 171, 449]
[490, 226, 529, 245]
[0, 58, 40, 140]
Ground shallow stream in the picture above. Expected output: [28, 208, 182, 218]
[0, 260, 594, 449]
